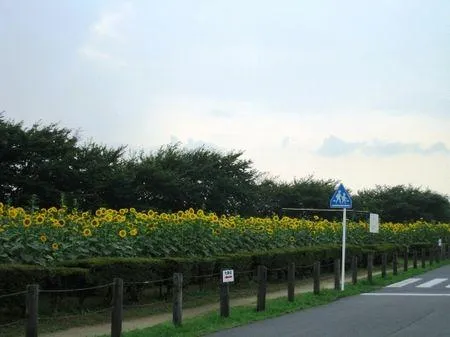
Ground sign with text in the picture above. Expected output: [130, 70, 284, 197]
[369, 213, 379, 233]
[222, 269, 234, 283]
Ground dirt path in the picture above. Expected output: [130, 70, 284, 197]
[41, 269, 380, 337]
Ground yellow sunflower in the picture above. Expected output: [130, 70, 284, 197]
[82, 228, 92, 237]
[23, 217, 32, 228]
[118, 229, 127, 238]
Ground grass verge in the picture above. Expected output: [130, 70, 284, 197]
[108, 261, 449, 337]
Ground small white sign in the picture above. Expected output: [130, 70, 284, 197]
[222, 269, 234, 283]
[438, 239, 442, 247]
[369, 213, 379, 233]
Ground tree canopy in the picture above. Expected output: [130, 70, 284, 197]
[1, 114, 449, 223]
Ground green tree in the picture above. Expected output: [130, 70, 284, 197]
[252, 176, 338, 218]
[355, 185, 450, 223]
[72, 142, 128, 210]
[0, 116, 79, 207]
[132, 144, 258, 214]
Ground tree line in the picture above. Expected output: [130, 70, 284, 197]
[1, 114, 449, 223]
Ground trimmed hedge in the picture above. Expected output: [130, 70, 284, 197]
[0, 264, 88, 295]
[57, 243, 408, 286]
[0, 265, 89, 323]
[1, 242, 433, 295]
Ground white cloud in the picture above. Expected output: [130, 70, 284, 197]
[91, 2, 134, 40]
[78, 2, 135, 66]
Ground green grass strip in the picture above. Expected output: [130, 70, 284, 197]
[109, 261, 449, 337]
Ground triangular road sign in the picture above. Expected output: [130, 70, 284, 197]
[330, 184, 352, 208]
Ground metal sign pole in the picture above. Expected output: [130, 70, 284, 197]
[341, 207, 347, 291]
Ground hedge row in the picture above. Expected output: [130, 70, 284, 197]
[1, 242, 440, 323]
[0, 264, 88, 295]
[2, 242, 431, 295]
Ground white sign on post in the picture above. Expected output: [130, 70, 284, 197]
[222, 269, 234, 283]
[369, 213, 379, 233]
[438, 239, 442, 247]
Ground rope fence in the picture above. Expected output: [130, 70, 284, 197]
[124, 277, 173, 286]
[39, 283, 113, 294]
[0, 290, 27, 299]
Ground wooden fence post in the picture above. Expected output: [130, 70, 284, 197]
[26, 284, 39, 337]
[367, 253, 373, 283]
[381, 253, 387, 278]
[351, 256, 358, 285]
[173, 273, 183, 325]
[219, 270, 230, 318]
[403, 247, 408, 272]
[256, 265, 267, 312]
[111, 278, 124, 337]
[313, 261, 320, 295]
[393, 252, 398, 276]
[413, 250, 418, 269]
[334, 259, 341, 291]
[287, 263, 295, 302]
[421, 248, 426, 268]
[429, 248, 434, 266]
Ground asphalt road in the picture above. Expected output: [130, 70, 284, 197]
[208, 265, 450, 337]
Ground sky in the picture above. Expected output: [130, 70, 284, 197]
[1, 0, 449, 196]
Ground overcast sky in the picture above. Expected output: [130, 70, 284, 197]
[1, 0, 449, 196]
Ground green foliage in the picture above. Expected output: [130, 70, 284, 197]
[132, 144, 258, 214]
[354, 185, 450, 223]
[0, 264, 87, 294]
[56, 244, 403, 287]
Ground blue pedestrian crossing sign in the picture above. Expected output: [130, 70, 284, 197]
[330, 184, 352, 208]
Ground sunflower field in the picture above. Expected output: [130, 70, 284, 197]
[1, 202, 449, 266]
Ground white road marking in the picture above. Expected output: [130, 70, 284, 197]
[386, 278, 422, 288]
[362, 293, 450, 297]
[416, 278, 448, 288]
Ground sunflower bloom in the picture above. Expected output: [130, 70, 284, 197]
[52, 243, 59, 250]
[23, 217, 32, 228]
[40, 235, 47, 243]
[83, 228, 92, 237]
[119, 229, 127, 238]
[130, 228, 138, 236]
